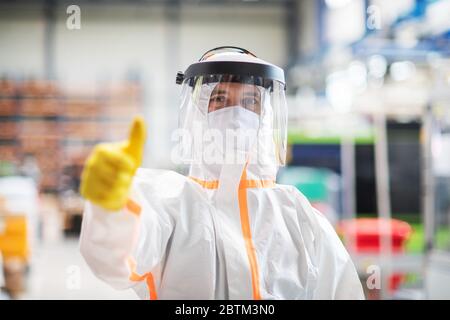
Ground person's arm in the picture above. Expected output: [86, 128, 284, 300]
[293, 188, 365, 299]
[311, 208, 365, 300]
[78, 116, 172, 293]
[79, 197, 140, 290]
[79, 182, 174, 291]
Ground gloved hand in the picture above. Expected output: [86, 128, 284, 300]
[80, 116, 146, 211]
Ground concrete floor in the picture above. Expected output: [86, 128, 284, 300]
[19, 237, 138, 300]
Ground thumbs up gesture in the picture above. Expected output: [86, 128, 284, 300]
[80, 116, 146, 211]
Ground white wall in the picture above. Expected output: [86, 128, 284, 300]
[0, 2, 287, 167]
[0, 4, 46, 77]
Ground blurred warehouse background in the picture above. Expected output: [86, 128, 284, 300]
[0, 0, 449, 300]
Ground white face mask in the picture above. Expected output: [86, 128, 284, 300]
[207, 106, 260, 155]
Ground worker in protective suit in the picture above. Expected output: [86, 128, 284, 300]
[79, 47, 365, 300]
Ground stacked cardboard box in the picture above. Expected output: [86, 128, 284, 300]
[0, 79, 142, 194]
[0, 80, 19, 164]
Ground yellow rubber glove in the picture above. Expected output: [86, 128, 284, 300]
[80, 116, 146, 211]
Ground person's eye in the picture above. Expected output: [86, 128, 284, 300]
[211, 95, 226, 104]
[243, 97, 259, 108]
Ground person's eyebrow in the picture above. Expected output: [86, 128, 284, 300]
[211, 89, 228, 96]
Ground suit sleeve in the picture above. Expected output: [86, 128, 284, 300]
[79, 178, 174, 291]
[311, 208, 365, 300]
[293, 188, 365, 300]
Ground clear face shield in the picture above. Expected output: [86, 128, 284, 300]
[174, 47, 287, 168]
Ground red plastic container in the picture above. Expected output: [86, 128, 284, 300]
[338, 218, 412, 292]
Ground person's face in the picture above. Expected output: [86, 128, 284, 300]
[208, 82, 261, 115]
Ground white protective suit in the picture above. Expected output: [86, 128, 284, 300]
[80, 48, 365, 300]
